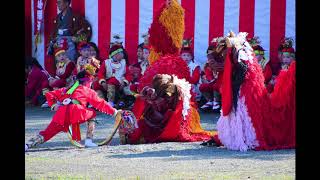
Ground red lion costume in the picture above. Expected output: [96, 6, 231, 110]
[208, 32, 295, 151]
[120, 0, 214, 144]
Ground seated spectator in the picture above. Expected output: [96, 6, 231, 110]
[88, 42, 101, 66]
[25, 57, 50, 106]
[128, 44, 150, 93]
[199, 63, 221, 110]
[73, 42, 100, 88]
[180, 38, 201, 102]
[95, 45, 132, 107]
[75, 42, 91, 73]
[267, 37, 296, 92]
[248, 37, 272, 85]
[48, 44, 76, 89]
[199, 39, 224, 111]
[110, 34, 129, 65]
[87, 42, 101, 75]
[47, 0, 92, 62]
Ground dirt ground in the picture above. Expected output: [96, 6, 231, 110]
[25, 106, 295, 180]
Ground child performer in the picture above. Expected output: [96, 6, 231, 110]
[25, 71, 120, 151]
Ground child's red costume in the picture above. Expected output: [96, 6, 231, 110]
[49, 45, 76, 89]
[199, 65, 223, 96]
[40, 81, 117, 142]
[50, 60, 75, 88]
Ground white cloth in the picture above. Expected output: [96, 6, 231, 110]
[104, 59, 126, 84]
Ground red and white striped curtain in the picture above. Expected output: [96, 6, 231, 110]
[25, 0, 295, 71]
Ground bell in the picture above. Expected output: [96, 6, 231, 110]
[62, 98, 72, 105]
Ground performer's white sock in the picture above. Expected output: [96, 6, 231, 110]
[108, 101, 115, 107]
[85, 138, 98, 147]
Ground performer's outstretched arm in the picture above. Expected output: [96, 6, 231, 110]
[44, 88, 64, 109]
[85, 87, 118, 117]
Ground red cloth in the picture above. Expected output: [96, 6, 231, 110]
[199, 71, 223, 93]
[50, 61, 75, 88]
[56, 61, 75, 79]
[44, 85, 116, 141]
[221, 48, 233, 116]
[25, 66, 49, 105]
[129, 96, 212, 144]
[124, 65, 133, 83]
[92, 80, 103, 91]
[138, 55, 190, 92]
[189, 66, 200, 84]
[130, 83, 139, 93]
[127, 63, 143, 93]
[236, 60, 296, 150]
[39, 120, 65, 142]
[263, 62, 272, 83]
[106, 77, 121, 87]
[204, 65, 214, 81]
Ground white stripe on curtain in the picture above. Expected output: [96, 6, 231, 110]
[224, 0, 240, 35]
[285, 0, 295, 49]
[111, 0, 126, 47]
[194, 0, 210, 67]
[139, 0, 153, 44]
[85, 0, 99, 45]
[254, 0, 271, 59]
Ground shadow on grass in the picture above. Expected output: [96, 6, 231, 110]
[107, 145, 295, 161]
[26, 147, 74, 152]
[27, 137, 122, 152]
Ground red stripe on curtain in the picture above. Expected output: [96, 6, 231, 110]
[125, 0, 139, 65]
[181, 0, 195, 52]
[71, 0, 85, 17]
[270, 0, 286, 71]
[239, 0, 255, 38]
[44, 0, 58, 76]
[209, 0, 225, 43]
[25, 0, 32, 57]
[98, 0, 112, 60]
[153, 0, 166, 19]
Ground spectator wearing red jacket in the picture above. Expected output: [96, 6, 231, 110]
[25, 57, 50, 106]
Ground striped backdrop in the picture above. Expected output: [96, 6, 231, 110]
[25, 0, 295, 70]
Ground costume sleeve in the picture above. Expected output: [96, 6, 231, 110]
[58, 62, 75, 79]
[264, 63, 272, 83]
[189, 66, 201, 84]
[44, 88, 64, 108]
[204, 66, 214, 81]
[97, 60, 107, 85]
[25, 68, 40, 97]
[86, 87, 117, 116]
[211, 73, 223, 92]
[124, 66, 133, 83]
